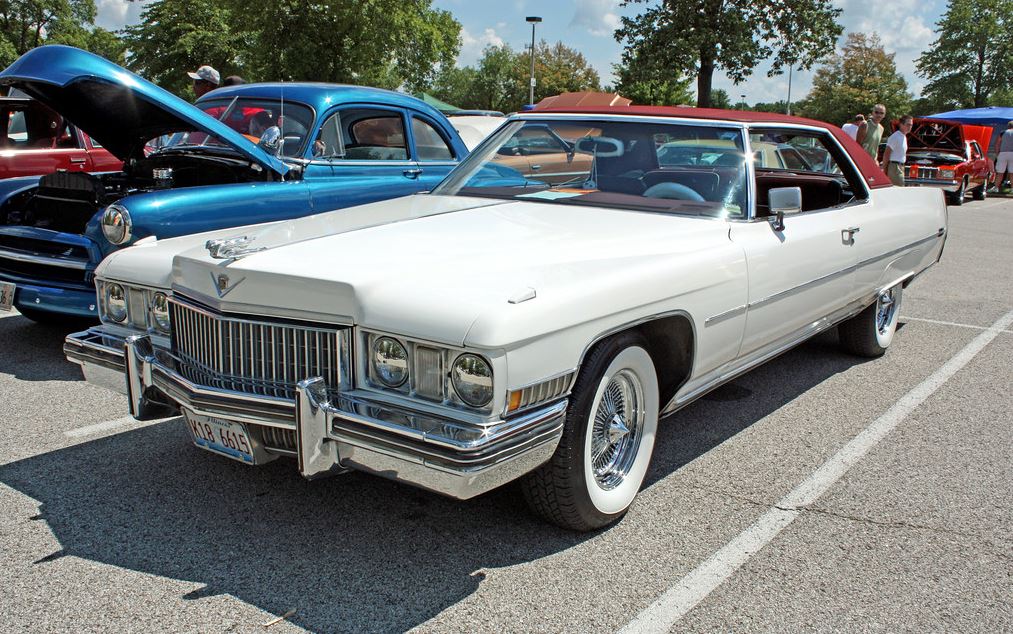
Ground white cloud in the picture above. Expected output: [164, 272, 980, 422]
[570, 0, 622, 37]
[458, 27, 505, 67]
[94, 0, 148, 30]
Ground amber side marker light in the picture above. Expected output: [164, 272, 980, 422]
[507, 390, 523, 413]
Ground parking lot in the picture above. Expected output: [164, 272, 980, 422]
[1, 196, 1010, 633]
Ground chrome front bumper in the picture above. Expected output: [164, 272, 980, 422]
[64, 330, 566, 499]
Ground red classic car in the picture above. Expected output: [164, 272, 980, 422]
[898, 117, 994, 205]
[1, 96, 121, 178]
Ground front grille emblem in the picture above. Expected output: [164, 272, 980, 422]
[212, 272, 244, 298]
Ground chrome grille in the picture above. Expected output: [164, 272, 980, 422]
[170, 299, 348, 399]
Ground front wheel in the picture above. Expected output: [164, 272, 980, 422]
[839, 284, 902, 357]
[521, 332, 659, 531]
[949, 178, 966, 206]
[972, 177, 989, 201]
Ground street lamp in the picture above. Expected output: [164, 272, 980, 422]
[740, 94, 746, 110]
[526, 16, 542, 106]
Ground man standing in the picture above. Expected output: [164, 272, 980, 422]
[881, 115, 913, 187]
[995, 121, 1013, 193]
[842, 114, 864, 141]
[857, 104, 886, 158]
[187, 65, 220, 99]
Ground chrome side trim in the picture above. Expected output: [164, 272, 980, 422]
[705, 304, 747, 326]
[0, 248, 89, 270]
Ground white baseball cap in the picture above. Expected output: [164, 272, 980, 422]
[187, 65, 221, 85]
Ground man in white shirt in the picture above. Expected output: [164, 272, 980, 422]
[842, 114, 864, 141]
[881, 115, 913, 186]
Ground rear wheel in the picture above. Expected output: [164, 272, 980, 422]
[521, 332, 659, 531]
[839, 284, 902, 357]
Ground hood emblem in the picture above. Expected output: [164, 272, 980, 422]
[212, 272, 244, 298]
[205, 235, 266, 259]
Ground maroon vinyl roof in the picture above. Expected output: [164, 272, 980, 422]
[536, 105, 891, 189]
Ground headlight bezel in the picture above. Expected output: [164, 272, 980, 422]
[101, 204, 132, 245]
[371, 336, 410, 388]
[104, 282, 127, 323]
[360, 329, 497, 414]
[97, 279, 171, 335]
[151, 291, 171, 334]
[451, 353, 494, 407]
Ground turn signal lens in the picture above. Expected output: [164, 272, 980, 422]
[507, 390, 523, 412]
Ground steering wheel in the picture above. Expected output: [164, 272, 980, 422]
[642, 182, 705, 201]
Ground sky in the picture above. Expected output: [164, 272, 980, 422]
[93, 0, 949, 107]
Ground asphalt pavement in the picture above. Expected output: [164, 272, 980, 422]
[0, 196, 1010, 633]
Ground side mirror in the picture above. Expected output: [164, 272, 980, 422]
[767, 186, 802, 231]
[257, 126, 282, 156]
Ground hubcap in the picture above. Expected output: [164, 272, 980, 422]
[876, 288, 897, 335]
[590, 369, 645, 490]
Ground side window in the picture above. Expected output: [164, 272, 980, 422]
[411, 117, 454, 161]
[970, 142, 982, 160]
[314, 108, 407, 161]
[751, 128, 868, 215]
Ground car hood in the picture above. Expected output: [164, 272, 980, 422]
[0, 46, 288, 176]
[168, 194, 731, 347]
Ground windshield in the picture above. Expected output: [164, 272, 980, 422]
[433, 118, 747, 218]
[165, 98, 314, 158]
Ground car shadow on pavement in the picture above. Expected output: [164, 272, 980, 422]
[0, 330, 871, 633]
[0, 313, 89, 382]
[645, 330, 865, 488]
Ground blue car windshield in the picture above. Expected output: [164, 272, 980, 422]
[432, 118, 748, 218]
[165, 98, 313, 158]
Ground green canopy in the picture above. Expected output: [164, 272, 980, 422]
[413, 92, 460, 113]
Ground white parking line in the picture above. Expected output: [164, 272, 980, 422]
[619, 308, 1013, 634]
[64, 415, 171, 438]
[901, 315, 1013, 333]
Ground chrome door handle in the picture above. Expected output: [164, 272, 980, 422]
[842, 226, 860, 243]
[403, 168, 423, 179]
[530, 164, 542, 170]
[69, 157, 87, 164]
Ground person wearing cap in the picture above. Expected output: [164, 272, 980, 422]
[187, 65, 220, 99]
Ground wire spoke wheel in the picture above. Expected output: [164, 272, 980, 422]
[589, 369, 645, 490]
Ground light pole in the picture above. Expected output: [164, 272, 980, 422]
[526, 16, 542, 106]
[786, 65, 793, 115]
[740, 93, 746, 110]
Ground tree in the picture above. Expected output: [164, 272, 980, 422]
[124, 0, 461, 96]
[431, 65, 480, 109]
[469, 44, 525, 113]
[527, 41, 601, 101]
[616, 0, 842, 108]
[798, 33, 912, 126]
[915, 0, 1013, 108]
[613, 49, 693, 105]
[709, 89, 731, 109]
[0, 0, 123, 66]
[122, 0, 243, 96]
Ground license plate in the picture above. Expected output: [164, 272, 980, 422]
[183, 411, 256, 464]
[0, 282, 13, 311]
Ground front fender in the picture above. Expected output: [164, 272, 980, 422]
[85, 180, 314, 251]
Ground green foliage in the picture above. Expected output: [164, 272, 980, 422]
[709, 89, 731, 109]
[612, 48, 693, 105]
[751, 101, 791, 113]
[916, 0, 1013, 108]
[798, 33, 912, 126]
[431, 41, 601, 113]
[617, 0, 842, 107]
[0, 0, 121, 66]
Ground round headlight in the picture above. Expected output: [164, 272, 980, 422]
[101, 204, 132, 245]
[451, 354, 493, 407]
[371, 337, 409, 387]
[105, 283, 127, 323]
[151, 292, 170, 333]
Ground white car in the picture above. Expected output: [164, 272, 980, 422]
[65, 108, 947, 531]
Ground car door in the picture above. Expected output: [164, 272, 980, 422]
[407, 114, 460, 192]
[728, 127, 867, 356]
[968, 141, 987, 188]
[307, 105, 432, 211]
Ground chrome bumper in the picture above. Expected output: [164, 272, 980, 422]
[64, 331, 567, 499]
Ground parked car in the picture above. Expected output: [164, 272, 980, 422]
[65, 107, 946, 531]
[894, 117, 994, 205]
[0, 45, 467, 322]
[1, 95, 121, 177]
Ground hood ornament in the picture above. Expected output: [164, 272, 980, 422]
[205, 235, 266, 259]
[212, 272, 244, 298]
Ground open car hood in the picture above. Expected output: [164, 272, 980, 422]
[904, 118, 992, 157]
[0, 46, 288, 176]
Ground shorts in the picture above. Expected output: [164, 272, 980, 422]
[996, 151, 1013, 173]
[886, 161, 905, 187]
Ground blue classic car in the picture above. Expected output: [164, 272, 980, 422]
[0, 46, 467, 322]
